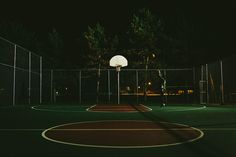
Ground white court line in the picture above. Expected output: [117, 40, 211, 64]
[166, 106, 206, 112]
[0, 129, 44, 131]
[201, 128, 236, 131]
[86, 105, 140, 113]
[87, 104, 152, 113]
[31, 106, 88, 113]
[1, 128, 236, 131]
[41, 120, 204, 148]
[31, 105, 205, 113]
[140, 104, 153, 111]
[0, 128, 202, 131]
[86, 104, 97, 111]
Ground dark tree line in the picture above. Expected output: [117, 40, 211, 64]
[0, 8, 198, 69]
[0, 8, 205, 104]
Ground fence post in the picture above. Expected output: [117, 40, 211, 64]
[193, 67, 196, 103]
[12, 45, 17, 106]
[108, 69, 111, 103]
[50, 69, 53, 103]
[200, 65, 207, 105]
[40, 57, 42, 104]
[220, 60, 224, 104]
[200, 66, 203, 104]
[136, 70, 139, 104]
[79, 70, 82, 104]
[28, 52, 31, 105]
[206, 64, 209, 104]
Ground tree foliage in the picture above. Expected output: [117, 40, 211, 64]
[84, 23, 108, 68]
[48, 28, 64, 57]
[0, 21, 38, 50]
[129, 8, 163, 49]
[128, 8, 164, 69]
[127, 8, 166, 101]
[84, 23, 119, 103]
[46, 28, 65, 68]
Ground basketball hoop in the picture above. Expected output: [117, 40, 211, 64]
[109, 55, 128, 104]
[109, 55, 128, 71]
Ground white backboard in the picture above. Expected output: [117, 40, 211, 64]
[109, 55, 128, 67]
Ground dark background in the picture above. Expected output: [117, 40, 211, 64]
[0, 0, 235, 66]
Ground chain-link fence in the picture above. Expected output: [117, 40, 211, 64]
[43, 55, 236, 105]
[198, 55, 236, 105]
[42, 68, 195, 105]
[1, 35, 235, 106]
[223, 56, 236, 103]
[0, 36, 42, 106]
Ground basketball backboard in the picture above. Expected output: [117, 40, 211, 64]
[109, 55, 128, 67]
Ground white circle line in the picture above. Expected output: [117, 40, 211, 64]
[41, 120, 204, 149]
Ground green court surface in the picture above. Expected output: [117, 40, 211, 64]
[1, 104, 236, 157]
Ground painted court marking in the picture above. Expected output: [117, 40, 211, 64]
[86, 105, 97, 111]
[150, 106, 206, 112]
[31, 105, 206, 113]
[86, 104, 152, 113]
[166, 106, 206, 112]
[140, 104, 153, 111]
[41, 120, 205, 148]
[1, 127, 236, 131]
[31, 105, 88, 113]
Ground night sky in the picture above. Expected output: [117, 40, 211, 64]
[0, 0, 235, 64]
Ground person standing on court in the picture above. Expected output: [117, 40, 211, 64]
[158, 70, 167, 107]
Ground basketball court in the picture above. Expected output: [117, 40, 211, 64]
[42, 120, 203, 148]
[1, 104, 236, 157]
[1, 40, 236, 157]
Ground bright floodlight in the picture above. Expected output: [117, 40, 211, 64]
[109, 55, 128, 104]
